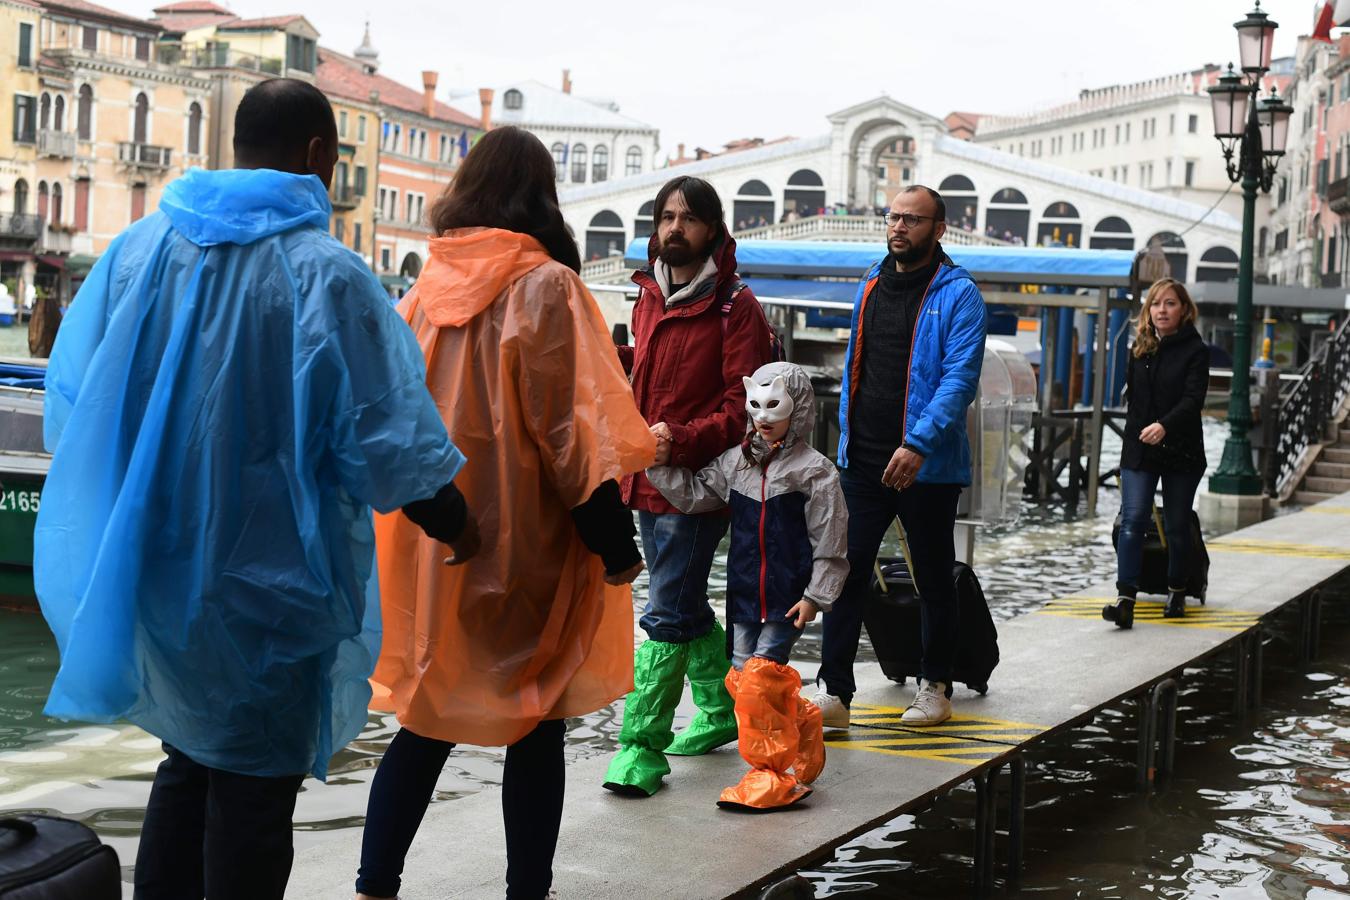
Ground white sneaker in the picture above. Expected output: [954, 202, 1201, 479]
[811, 690, 850, 729]
[901, 681, 952, 726]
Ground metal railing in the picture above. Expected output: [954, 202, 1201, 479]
[734, 214, 1013, 246]
[331, 184, 358, 210]
[0, 214, 41, 241]
[37, 130, 75, 159]
[118, 141, 172, 170]
[1269, 324, 1350, 496]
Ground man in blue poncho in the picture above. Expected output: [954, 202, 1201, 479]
[34, 79, 478, 899]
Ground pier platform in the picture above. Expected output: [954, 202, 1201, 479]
[287, 492, 1350, 899]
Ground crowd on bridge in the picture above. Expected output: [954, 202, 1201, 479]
[26, 77, 1209, 900]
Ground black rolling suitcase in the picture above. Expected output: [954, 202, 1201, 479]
[862, 526, 999, 695]
[0, 815, 119, 899]
[1111, 505, 1209, 602]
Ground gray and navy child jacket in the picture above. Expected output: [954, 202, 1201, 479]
[647, 362, 849, 624]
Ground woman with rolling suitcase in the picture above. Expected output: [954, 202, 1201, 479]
[1105, 277, 1210, 628]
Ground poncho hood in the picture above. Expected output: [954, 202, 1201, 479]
[159, 167, 332, 247]
[418, 227, 555, 327]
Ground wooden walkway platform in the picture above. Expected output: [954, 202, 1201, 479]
[287, 492, 1350, 899]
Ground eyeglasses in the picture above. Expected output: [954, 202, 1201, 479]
[880, 212, 939, 229]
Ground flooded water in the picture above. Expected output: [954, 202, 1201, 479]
[4, 418, 1350, 896]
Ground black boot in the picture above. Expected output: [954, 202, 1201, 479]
[1164, 589, 1186, 619]
[1102, 596, 1135, 629]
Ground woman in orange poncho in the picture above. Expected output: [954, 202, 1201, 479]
[354, 127, 655, 900]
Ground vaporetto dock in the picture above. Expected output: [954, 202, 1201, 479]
[286, 492, 1350, 899]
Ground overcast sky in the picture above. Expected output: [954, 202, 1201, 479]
[129, 0, 1318, 154]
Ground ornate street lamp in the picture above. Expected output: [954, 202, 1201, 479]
[1206, 1, 1289, 496]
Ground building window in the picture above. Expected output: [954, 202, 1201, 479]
[18, 22, 33, 67]
[570, 144, 587, 184]
[381, 247, 391, 271]
[334, 217, 345, 242]
[354, 165, 367, 196]
[358, 116, 366, 143]
[135, 36, 150, 60]
[187, 101, 202, 155]
[50, 182, 62, 225]
[439, 133, 449, 162]
[13, 179, 27, 215]
[12, 95, 36, 144]
[418, 130, 426, 159]
[1184, 160, 1196, 186]
[625, 146, 642, 176]
[286, 34, 316, 73]
[339, 110, 348, 137]
[36, 181, 47, 220]
[54, 94, 64, 130]
[82, 26, 97, 51]
[592, 145, 608, 182]
[503, 89, 522, 110]
[1169, 114, 1176, 135]
[39, 92, 50, 129]
[552, 142, 566, 181]
[130, 183, 146, 222]
[406, 194, 415, 223]
[1187, 114, 1198, 134]
[133, 92, 149, 144]
[1125, 122, 1130, 142]
[74, 178, 88, 230]
[77, 85, 93, 140]
[353, 222, 362, 253]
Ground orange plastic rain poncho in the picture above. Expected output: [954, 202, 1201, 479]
[371, 227, 656, 746]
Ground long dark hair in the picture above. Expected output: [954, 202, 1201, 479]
[428, 126, 581, 272]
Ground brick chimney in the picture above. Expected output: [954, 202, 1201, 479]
[562, 68, 572, 94]
[421, 71, 438, 118]
[478, 88, 494, 131]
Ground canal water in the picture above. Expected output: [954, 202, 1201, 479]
[3, 418, 1349, 896]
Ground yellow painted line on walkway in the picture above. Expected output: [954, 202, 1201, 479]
[1304, 505, 1350, 515]
[824, 732, 1009, 766]
[1208, 538, 1350, 560]
[1034, 596, 1260, 632]
[850, 707, 1046, 733]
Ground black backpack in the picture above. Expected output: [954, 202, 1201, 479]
[717, 279, 786, 362]
[0, 816, 120, 899]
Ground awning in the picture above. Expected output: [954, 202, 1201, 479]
[379, 273, 412, 289]
[35, 255, 64, 269]
[66, 254, 99, 277]
[0, 251, 33, 263]
[625, 239, 1135, 288]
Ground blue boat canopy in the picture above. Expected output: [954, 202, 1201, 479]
[624, 239, 1134, 288]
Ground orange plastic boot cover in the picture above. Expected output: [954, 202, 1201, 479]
[794, 695, 825, 785]
[717, 658, 810, 810]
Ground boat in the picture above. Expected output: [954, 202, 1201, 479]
[0, 358, 48, 610]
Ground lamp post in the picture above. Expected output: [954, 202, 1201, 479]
[1206, 1, 1293, 496]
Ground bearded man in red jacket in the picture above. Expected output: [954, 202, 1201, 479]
[603, 176, 774, 797]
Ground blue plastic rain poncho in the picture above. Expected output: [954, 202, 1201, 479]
[34, 168, 465, 779]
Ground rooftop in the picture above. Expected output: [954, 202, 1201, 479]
[317, 48, 481, 129]
[40, 0, 161, 29]
[447, 79, 655, 131]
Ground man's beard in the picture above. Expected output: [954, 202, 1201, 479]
[890, 234, 935, 266]
[659, 237, 701, 268]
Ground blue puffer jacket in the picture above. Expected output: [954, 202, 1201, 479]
[837, 248, 987, 485]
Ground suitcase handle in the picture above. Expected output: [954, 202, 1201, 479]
[873, 520, 920, 598]
[0, 817, 37, 842]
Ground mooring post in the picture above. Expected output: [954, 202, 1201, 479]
[1008, 753, 1027, 884]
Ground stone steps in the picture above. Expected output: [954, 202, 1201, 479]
[1313, 461, 1350, 480]
[1323, 447, 1350, 465]
[1304, 476, 1350, 495]
[1295, 489, 1339, 505]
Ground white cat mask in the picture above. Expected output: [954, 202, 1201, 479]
[743, 374, 795, 427]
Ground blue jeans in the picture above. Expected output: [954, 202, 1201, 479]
[637, 511, 729, 643]
[731, 620, 801, 668]
[1116, 467, 1203, 594]
[819, 467, 963, 703]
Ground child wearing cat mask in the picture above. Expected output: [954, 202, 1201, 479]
[646, 361, 849, 810]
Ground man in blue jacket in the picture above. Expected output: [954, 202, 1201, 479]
[812, 185, 986, 728]
[35, 79, 477, 899]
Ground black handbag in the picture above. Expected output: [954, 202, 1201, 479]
[0, 815, 120, 899]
